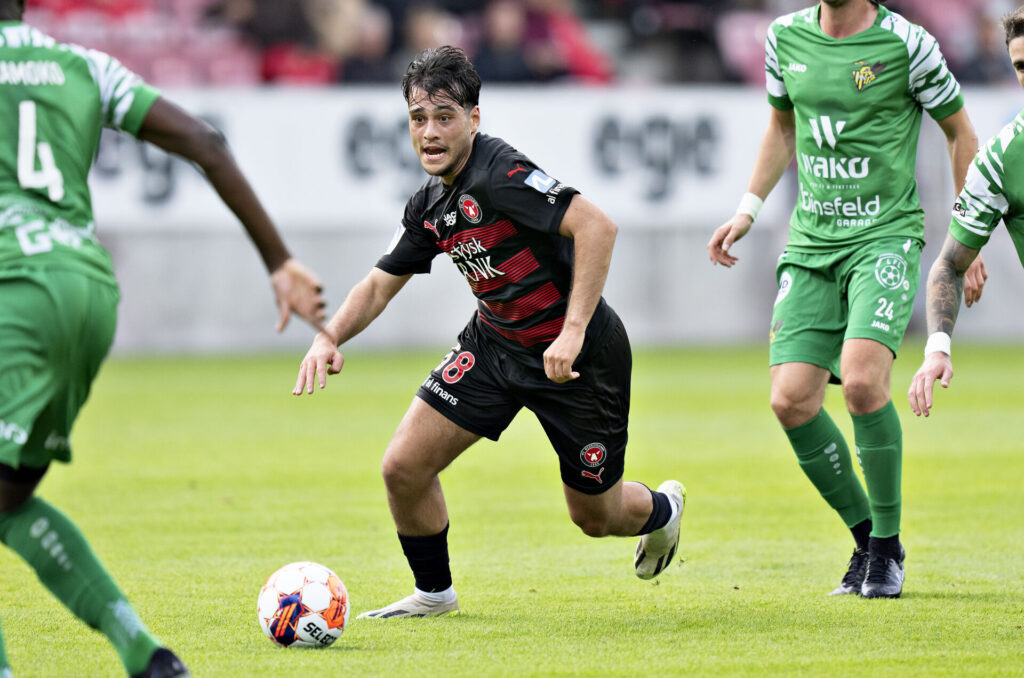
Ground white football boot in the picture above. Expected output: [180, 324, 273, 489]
[634, 480, 686, 580]
[357, 590, 459, 619]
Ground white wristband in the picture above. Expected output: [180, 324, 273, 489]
[924, 331, 951, 357]
[736, 192, 763, 222]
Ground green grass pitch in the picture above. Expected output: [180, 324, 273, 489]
[1, 344, 1022, 676]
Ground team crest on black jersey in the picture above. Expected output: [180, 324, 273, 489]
[459, 194, 482, 223]
[852, 60, 887, 91]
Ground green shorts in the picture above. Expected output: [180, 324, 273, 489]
[768, 237, 922, 380]
[0, 268, 119, 469]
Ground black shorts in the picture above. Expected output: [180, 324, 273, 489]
[416, 312, 631, 495]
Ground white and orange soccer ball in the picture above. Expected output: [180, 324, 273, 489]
[257, 561, 350, 648]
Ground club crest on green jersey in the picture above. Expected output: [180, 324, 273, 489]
[852, 60, 887, 91]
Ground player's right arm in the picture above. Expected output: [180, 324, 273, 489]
[707, 106, 795, 267]
[293, 268, 412, 395]
[907, 233, 979, 417]
[137, 97, 326, 332]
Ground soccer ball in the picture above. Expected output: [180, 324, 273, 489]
[257, 561, 350, 648]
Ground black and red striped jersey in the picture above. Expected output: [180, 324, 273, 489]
[376, 133, 613, 362]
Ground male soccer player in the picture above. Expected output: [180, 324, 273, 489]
[0, 1, 326, 676]
[707, 0, 985, 598]
[909, 7, 1024, 417]
[293, 46, 684, 618]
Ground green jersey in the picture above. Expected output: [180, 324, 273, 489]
[949, 110, 1024, 267]
[0, 21, 160, 284]
[765, 5, 964, 252]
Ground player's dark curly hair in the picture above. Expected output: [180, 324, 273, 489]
[1003, 6, 1024, 47]
[402, 46, 481, 110]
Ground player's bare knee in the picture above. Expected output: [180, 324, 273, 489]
[770, 390, 816, 428]
[569, 510, 613, 538]
[379, 449, 430, 496]
[576, 518, 612, 538]
[842, 376, 886, 414]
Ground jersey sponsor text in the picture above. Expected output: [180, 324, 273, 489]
[456, 256, 504, 283]
[800, 153, 870, 180]
[800, 189, 880, 226]
[423, 376, 459, 406]
[447, 236, 487, 262]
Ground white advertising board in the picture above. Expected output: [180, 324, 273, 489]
[89, 86, 791, 232]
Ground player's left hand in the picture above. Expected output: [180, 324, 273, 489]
[707, 213, 752, 267]
[543, 327, 585, 383]
[963, 253, 988, 308]
[907, 352, 954, 417]
[271, 258, 327, 332]
[293, 331, 344, 395]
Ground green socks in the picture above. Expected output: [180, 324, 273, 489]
[852, 400, 903, 538]
[785, 402, 903, 540]
[0, 497, 160, 676]
[784, 408, 871, 528]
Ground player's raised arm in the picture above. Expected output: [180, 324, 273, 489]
[708, 107, 795, 267]
[936, 108, 988, 307]
[543, 194, 617, 383]
[136, 97, 326, 332]
[908, 233, 980, 417]
[293, 268, 411, 395]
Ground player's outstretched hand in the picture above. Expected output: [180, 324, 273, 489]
[707, 214, 752, 267]
[963, 253, 988, 308]
[907, 352, 954, 417]
[293, 332, 344, 395]
[272, 258, 327, 332]
[543, 326, 584, 383]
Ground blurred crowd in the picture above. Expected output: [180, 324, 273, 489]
[21, 0, 1023, 87]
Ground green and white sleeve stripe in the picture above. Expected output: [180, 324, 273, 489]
[66, 44, 158, 133]
[764, 15, 790, 102]
[950, 116, 1024, 248]
[880, 14, 961, 117]
[0, 23, 54, 48]
[764, 10, 809, 108]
